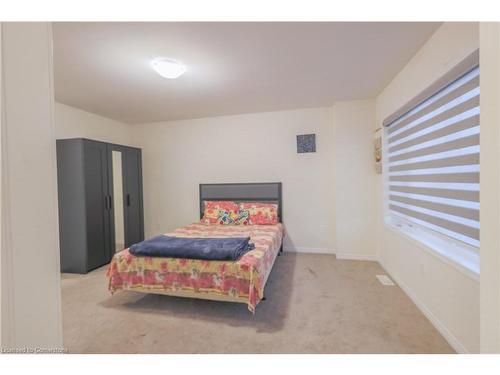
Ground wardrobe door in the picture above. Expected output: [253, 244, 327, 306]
[56, 139, 88, 274]
[84, 140, 112, 271]
[123, 147, 144, 248]
[106, 144, 127, 255]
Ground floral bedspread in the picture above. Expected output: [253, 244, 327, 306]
[106, 223, 284, 312]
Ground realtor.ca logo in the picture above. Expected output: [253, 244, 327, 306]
[1, 347, 68, 354]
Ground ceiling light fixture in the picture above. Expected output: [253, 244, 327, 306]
[151, 58, 187, 79]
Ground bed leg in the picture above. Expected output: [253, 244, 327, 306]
[261, 296, 266, 301]
[278, 245, 283, 256]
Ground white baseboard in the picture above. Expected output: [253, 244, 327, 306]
[379, 260, 469, 354]
[335, 253, 379, 261]
[284, 246, 335, 255]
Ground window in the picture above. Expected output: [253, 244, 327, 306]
[384, 52, 479, 264]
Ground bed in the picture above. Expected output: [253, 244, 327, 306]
[106, 182, 283, 312]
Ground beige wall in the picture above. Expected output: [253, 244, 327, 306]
[375, 22, 480, 353]
[55, 102, 133, 145]
[54, 100, 377, 259]
[333, 100, 377, 260]
[479, 22, 500, 354]
[1, 23, 62, 349]
[132, 107, 336, 253]
[131, 103, 376, 256]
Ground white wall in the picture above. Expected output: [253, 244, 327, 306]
[132, 107, 336, 253]
[55, 99, 377, 259]
[55, 99, 376, 259]
[333, 100, 377, 260]
[55, 102, 133, 145]
[479, 22, 500, 354]
[375, 22, 480, 353]
[1, 23, 62, 349]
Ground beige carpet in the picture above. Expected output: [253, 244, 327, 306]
[61, 253, 454, 353]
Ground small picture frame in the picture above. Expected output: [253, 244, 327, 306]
[374, 128, 382, 174]
[297, 134, 316, 153]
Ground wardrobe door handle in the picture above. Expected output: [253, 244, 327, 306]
[126, 194, 131, 206]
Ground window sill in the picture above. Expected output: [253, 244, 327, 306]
[384, 218, 479, 282]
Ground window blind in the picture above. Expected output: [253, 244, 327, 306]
[385, 65, 479, 248]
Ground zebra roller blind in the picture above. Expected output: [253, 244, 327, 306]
[385, 64, 479, 249]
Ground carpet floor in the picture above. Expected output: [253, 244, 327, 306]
[61, 253, 454, 353]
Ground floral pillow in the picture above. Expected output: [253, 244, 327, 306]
[201, 201, 240, 225]
[233, 208, 251, 225]
[238, 202, 279, 225]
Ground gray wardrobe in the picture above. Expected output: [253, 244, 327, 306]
[56, 138, 144, 274]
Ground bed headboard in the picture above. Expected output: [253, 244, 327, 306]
[199, 182, 283, 223]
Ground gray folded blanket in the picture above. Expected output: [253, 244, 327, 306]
[129, 235, 255, 261]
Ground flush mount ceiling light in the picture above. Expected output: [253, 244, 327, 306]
[151, 58, 187, 79]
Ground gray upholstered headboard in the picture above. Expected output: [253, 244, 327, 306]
[199, 182, 283, 222]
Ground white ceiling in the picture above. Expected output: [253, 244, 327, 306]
[53, 22, 441, 124]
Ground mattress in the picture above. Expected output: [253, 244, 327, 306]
[106, 222, 284, 312]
